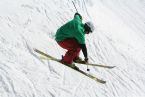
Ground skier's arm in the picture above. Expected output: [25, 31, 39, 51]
[80, 44, 88, 62]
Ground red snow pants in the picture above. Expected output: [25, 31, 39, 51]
[57, 38, 81, 64]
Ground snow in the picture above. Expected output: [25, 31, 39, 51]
[0, 0, 145, 97]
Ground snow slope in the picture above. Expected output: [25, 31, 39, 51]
[0, 0, 145, 97]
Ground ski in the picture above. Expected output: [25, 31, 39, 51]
[34, 48, 106, 84]
[34, 49, 115, 69]
[40, 55, 115, 69]
[75, 61, 115, 69]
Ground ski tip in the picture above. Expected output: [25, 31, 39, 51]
[108, 66, 116, 69]
[93, 77, 106, 84]
[33, 48, 37, 51]
[102, 81, 106, 84]
[98, 80, 106, 84]
[34, 48, 42, 53]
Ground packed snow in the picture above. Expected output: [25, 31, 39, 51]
[0, 0, 145, 97]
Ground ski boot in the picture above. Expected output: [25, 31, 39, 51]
[73, 57, 86, 64]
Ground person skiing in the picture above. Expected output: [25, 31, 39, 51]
[55, 13, 94, 69]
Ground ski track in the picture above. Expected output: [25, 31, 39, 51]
[0, 0, 145, 97]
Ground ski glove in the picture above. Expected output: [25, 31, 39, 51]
[74, 12, 82, 20]
[84, 57, 88, 63]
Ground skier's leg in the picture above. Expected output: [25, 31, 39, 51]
[57, 38, 81, 64]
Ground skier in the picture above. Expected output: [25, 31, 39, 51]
[55, 13, 94, 69]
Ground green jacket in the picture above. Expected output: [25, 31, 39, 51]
[55, 15, 85, 44]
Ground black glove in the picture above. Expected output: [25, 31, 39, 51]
[74, 12, 82, 20]
[84, 57, 88, 63]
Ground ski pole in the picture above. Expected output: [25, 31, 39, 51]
[72, 1, 78, 12]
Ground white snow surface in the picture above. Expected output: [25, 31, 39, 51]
[0, 0, 145, 97]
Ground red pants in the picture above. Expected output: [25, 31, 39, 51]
[57, 38, 81, 64]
